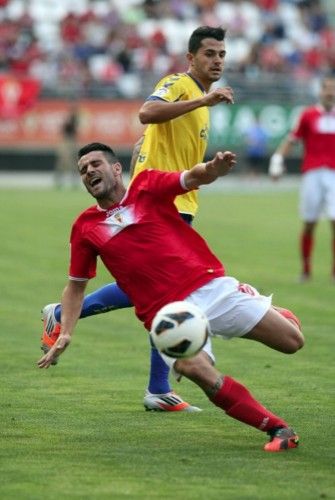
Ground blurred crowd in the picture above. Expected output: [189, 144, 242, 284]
[0, 0, 334, 99]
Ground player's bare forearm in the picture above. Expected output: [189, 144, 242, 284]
[184, 151, 236, 190]
[275, 135, 296, 157]
[60, 281, 87, 337]
[37, 280, 87, 368]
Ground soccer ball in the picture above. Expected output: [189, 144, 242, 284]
[150, 301, 209, 358]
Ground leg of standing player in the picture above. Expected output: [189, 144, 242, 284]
[300, 221, 317, 281]
[299, 170, 322, 281]
[300, 168, 335, 281]
[331, 220, 335, 280]
[326, 169, 335, 280]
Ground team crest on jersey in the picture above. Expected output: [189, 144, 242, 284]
[104, 206, 135, 235]
[138, 153, 146, 163]
[200, 125, 209, 140]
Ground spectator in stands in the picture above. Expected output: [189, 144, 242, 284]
[0, 0, 333, 97]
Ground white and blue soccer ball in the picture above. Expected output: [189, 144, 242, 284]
[150, 301, 209, 358]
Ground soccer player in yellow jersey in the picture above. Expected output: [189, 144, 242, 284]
[133, 26, 233, 219]
[40, 26, 234, 412]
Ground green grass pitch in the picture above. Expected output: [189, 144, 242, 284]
[0, 186, 334, 499]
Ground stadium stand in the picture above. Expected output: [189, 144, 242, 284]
[0, 0, 334, 101]
[0, 0, 333, 174]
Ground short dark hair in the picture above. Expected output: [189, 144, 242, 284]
[78, 142, 118, 163]
[188, 26, 226, 54]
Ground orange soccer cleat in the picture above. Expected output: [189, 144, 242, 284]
[40, 303, 61, 365]
[264, 427, 299, 452]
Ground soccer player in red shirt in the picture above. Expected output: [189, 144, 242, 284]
[38, 143, 304, 452]
[269, 76, 335, 281]
[40, 26, 234, 413]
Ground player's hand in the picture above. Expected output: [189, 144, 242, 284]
[184, 152, 236, 189]
[207, 151, 237, 177]
[204, 87, 234, 106]
[268, 153, 285, 180]
[37, 333, 71, 369]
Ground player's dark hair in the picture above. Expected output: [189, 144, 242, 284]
[78, 142, 118, 163]
[188, 26, 226, 54]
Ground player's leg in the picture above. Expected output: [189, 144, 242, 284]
[160, 277, 303, 430]
[173, 351, 299, 452]
[243, 306, 304, 353]
[299, 170, 323, 281]
[299, 221, 316, 281]
[324, 169, 335, 280]
[143, 337, 201, 412]
[185, 277, 304, 354]
[232, 281, 304, 353]
[331, 220, 335, 280]
[55, 282, 133, 321]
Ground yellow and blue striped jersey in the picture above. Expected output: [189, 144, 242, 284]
[132, 72, 209, 216]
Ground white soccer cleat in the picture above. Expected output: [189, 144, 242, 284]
[143, 391, 202, 412]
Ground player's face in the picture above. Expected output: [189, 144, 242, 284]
[320, 79, 335, 110]
[188, 38, 226, 87]
[78, 151, 121, 202]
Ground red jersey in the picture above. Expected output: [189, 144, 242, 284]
[69, 170, 225, 329]
[291, 104, 335, 173]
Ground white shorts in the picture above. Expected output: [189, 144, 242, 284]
[300, 168, 335, 221]
[160, 276, 272, 378]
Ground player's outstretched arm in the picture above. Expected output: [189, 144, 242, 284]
[138, 87, 234, 124]
[139, 99, 206, 124]
[37, 280, 88, 368]
[184, 151, 236, 190]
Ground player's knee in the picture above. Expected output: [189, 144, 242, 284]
[294, 330, 305, 351]
[284, 328, 305, 354]
[175, 352, 210, 379]
[175, 357, 201, 379]
[274, 306, 304, 352]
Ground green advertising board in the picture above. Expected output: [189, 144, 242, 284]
[208, 103, 305, 153]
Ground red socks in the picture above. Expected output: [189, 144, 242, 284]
[300, 233, 335, 277]
[300, 233, 313, 275]
[210, 376, 287, 432]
